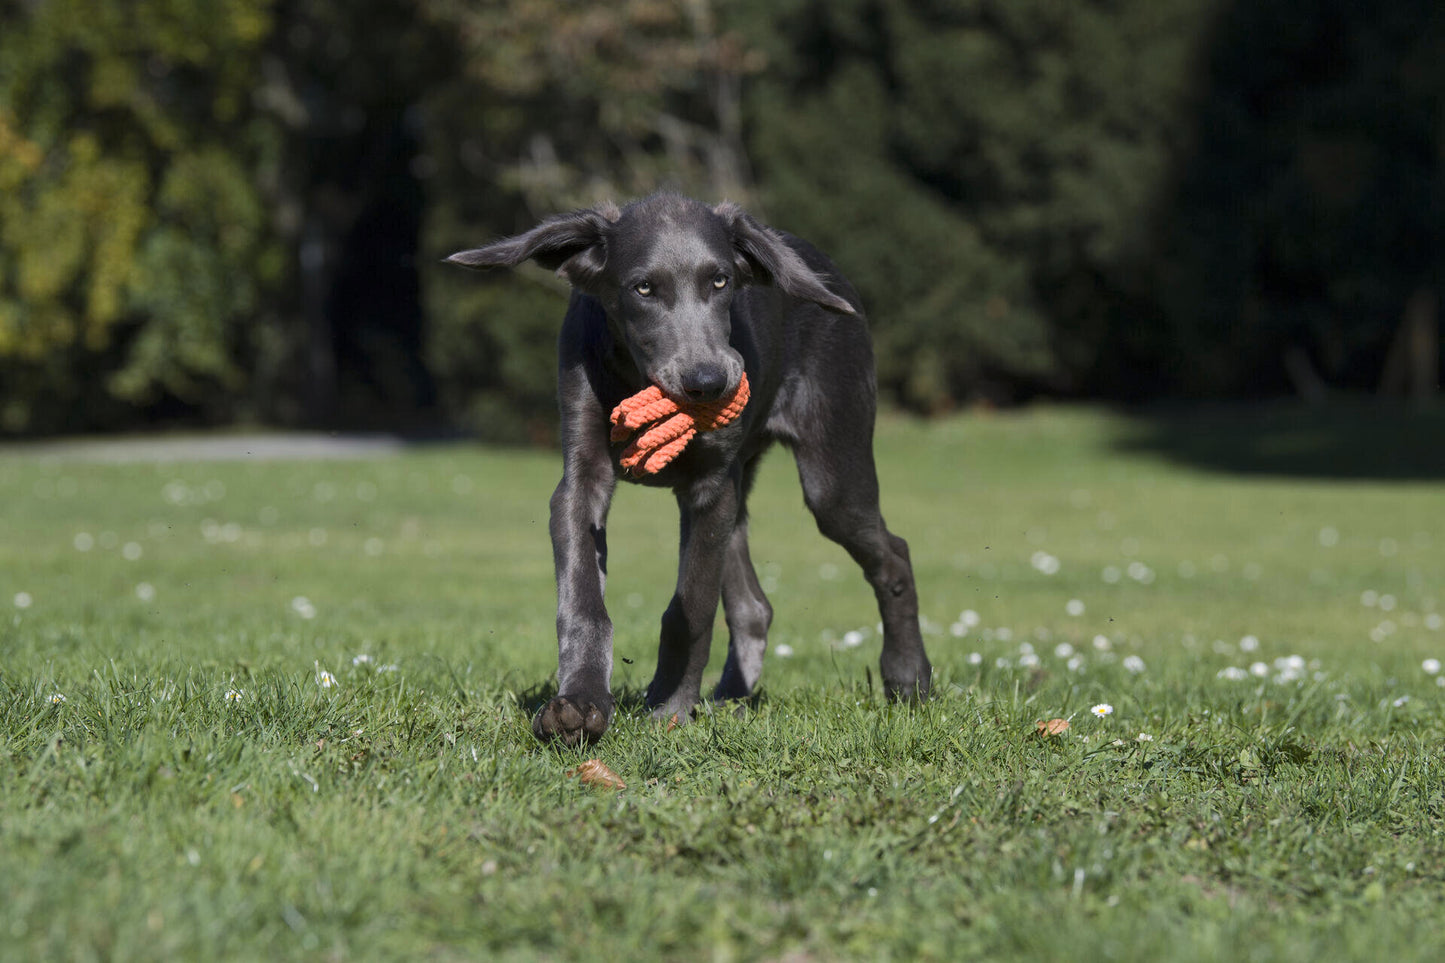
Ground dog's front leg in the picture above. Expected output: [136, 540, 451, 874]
[646, 472, 740, 722]
[533, 391, 618, 746]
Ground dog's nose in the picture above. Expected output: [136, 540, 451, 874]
[680, 364, 729, 402]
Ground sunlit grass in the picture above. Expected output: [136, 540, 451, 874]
[2, 406, 1443, 960]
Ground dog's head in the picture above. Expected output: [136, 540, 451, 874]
[447, 194, 854, 403]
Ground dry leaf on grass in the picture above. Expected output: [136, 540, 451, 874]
[1035, 718, 1071, 737]
[569, 758, 626, 790]
[666, 713, 680, 732]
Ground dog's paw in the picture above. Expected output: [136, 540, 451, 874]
[649, 702, 694, 729]
[882, 659, 933, 703]
[646, 682, 703, 728]
[533, 694, 612, 746]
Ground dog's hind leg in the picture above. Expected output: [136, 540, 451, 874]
[713, 517, 773, 701]
[793, 440, 932, 701]
[645, 471, 741, 722]
[714, 456, 773, 702]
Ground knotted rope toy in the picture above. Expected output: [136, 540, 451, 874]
[609, 372, 751, 475]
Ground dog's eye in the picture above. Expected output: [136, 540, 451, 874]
[712, 273, 729, 290]
[634, 281, 653, 297]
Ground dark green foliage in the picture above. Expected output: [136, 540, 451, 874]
[0, 0, 282, 432]
[1, 0, 1440, 434]
[0, 0, 452, 433]
[1139, 0, 1445, 397]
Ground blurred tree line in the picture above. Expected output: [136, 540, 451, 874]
[1, 0, 1440, 438]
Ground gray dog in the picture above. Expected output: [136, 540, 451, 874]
[448, 194, 931, 745]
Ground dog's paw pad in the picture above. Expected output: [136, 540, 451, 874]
[533, 695, 611, 746]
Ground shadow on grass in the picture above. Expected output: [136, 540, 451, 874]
[1114, 401, 1445, 480]
[513, 681, 765, 726]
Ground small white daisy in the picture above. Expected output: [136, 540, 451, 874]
[1091, 703, 1113, 718]
[1136, 732, 1153, 742]
[225, 689, 243, 704]
[1422, 658, 1440, 675]
[314, 661, 337, 688]
[1122, 655, 1146, 674]
[352, 654, 373, 666]
[49, 692, 66, 704]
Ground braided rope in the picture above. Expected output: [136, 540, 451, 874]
[608, 372, 751, 475]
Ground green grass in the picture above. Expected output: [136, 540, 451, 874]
[2, 405, 1444, 961]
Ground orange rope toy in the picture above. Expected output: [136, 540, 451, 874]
[609, 372, 751, 475]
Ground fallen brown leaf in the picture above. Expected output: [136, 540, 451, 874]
[1035, 718, 1071, 737]
[666, 713, 679, 732]
[569, 758, 626, 791]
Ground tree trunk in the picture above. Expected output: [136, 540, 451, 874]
[1379, 287, 1438, 404]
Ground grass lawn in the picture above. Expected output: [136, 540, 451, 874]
[2, 405, 1443, 961]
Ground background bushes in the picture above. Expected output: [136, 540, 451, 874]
[1, 0, 1440, 437]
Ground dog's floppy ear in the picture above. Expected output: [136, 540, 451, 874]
[714, 202, 856, 315]
[446, 202, 621, 288]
